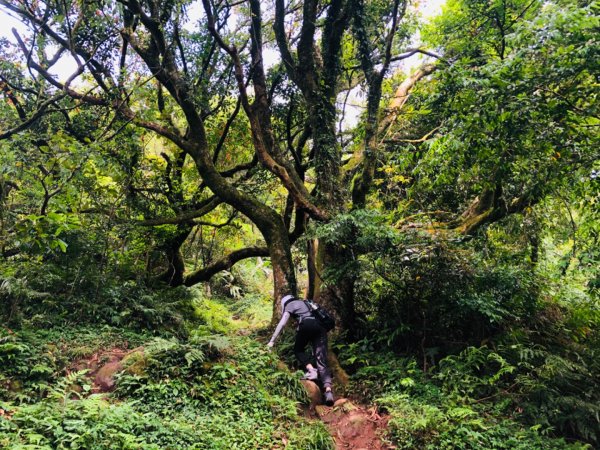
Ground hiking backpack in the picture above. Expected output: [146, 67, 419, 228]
[304, 300, 336, 331]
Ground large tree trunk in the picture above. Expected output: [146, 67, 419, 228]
[185, 140, 299, 307]
[314, 242, 358, 333]
[267, 218, 299, 322]
[306, 238, 318, 300]
[306, 96, 359, 332]
[272, 0, 358, 333]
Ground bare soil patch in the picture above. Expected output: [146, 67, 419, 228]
[304, 393, 392, 449]
[69, 347, 142, 392]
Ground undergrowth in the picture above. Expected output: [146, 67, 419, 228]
[0, 292, 334, 450]
[335, 320, 598, 449]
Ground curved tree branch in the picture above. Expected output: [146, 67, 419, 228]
[183, 246, 269, 286]
[0, 93, 67, 140]
[137, 197, 222, 226]
[274, 0, 298, 83]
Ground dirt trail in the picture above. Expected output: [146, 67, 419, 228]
[315, 398, 392, 449]
[301, 380, 396, 450]
[301, 381, 392, 449]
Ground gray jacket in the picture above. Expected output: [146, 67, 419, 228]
[268, 299, 313, 345]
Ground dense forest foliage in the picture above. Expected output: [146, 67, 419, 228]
[0, 0, 598, 448]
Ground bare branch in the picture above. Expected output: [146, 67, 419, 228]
[218, 155, 259, 178]
[391, 48, 446, 63]
[0, 93, 67, 140]
[378, 63, 437, 142]
[384, 126, 441, 144]
[193, 212, 237, 228]
[382, 0, 406, 74]
[12, 29, 107, 106]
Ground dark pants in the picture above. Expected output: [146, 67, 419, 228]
[294, 317, 332, 388]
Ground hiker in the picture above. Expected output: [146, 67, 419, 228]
[267, 294, 335, 406]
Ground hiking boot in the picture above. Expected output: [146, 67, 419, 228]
[324, 390, 334, 406]
[301, 368, 318, 381]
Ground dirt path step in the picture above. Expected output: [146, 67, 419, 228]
[301, 381, 392, 449]
[315, 398, 392, 450]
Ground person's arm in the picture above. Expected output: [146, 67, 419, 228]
[267, 311, 291, 346]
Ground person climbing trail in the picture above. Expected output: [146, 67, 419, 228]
[267, 294, 335, 406]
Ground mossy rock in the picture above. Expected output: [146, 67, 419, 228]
[94, 361, 123, 392]
[120, 347, 147, 376]
[301, 380, 322, 407]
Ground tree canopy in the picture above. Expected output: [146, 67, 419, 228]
[0, 0, 597, 312]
